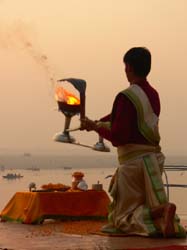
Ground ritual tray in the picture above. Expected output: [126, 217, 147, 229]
[32, 187, 70, 192]
[32, 189, 53, 192]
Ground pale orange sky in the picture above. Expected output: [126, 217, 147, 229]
[0, 0, 187, 156]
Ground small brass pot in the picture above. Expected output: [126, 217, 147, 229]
[92, 183, 103, 191]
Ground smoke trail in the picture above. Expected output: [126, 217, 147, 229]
[0, 19, 56, 86]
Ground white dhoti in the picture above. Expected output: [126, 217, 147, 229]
[105, 145, 185, 237]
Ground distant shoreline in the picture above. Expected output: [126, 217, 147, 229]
[0, 153, 187, 170]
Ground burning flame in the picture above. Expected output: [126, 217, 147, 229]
[55, 86, 80, 105]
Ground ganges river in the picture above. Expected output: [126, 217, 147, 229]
[0, 153, 187, 218]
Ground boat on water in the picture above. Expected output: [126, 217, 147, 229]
[3, 173, 23, 179]
[23, 152, 31, 157]
[63, 166, 72, 170]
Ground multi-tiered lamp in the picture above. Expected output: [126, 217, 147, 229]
[53, 78, 110, 152]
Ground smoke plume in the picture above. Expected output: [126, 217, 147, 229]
[0, 19, 56, 86]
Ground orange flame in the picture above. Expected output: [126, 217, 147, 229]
[55, 86, 80, 105]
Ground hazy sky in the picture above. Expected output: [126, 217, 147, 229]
[0, 0, 187, 156]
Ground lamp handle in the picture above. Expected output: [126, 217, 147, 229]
[66, 126, 81, 132]
[80, 93, 85, 119]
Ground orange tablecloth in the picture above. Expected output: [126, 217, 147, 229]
[0, 190, 110, 224]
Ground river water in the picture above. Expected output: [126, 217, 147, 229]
[0, 166, 187, 220]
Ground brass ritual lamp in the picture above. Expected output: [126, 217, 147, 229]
[53, 78, 110, 152]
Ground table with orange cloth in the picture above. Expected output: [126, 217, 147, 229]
[0, 190, 110, 224]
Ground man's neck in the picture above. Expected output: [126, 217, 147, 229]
[130, 77, 147, 85]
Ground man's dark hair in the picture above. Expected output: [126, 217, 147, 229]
[123, 47, 151, 77]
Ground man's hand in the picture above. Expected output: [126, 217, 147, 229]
[81, 117, 98, 131]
